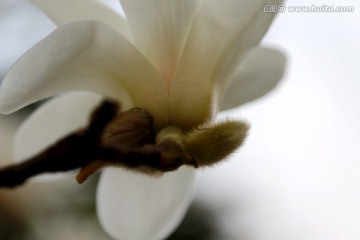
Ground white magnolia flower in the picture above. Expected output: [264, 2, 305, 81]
[0, 0, 285, 239]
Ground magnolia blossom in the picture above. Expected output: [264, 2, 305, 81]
[0, 0, 285, 239]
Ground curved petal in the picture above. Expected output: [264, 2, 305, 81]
[0, 117, 15, 164]
[119, 0, 202, 88]
[169, 0, 283, 127]
[31, 0, 130, 37]
[0, 110, 29, 164]
[97, 167, 196, 240]
[0, 21, 169, 128]
[14, 92, 105, 161]
[221, 47, 286, 110]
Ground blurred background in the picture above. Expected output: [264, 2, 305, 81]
[1, 0, 359, 239]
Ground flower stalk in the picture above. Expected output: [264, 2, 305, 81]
[0, 98, 248, 188]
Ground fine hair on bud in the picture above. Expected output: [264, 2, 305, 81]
[184, 119, 249, 167]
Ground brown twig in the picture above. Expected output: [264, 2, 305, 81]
[0, 100, 197, 188]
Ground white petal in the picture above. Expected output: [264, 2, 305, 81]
[31, 0, 129, 36]
[221, 47, 286, 110]
[169, 0, 283, 127]
[0, 21, 169, 128]
[0, 111, 29, 164]
[14, 92, 104, 162]
[97, 167, 196, 240]
[119, 0, 202, 87]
